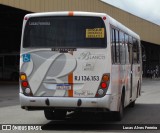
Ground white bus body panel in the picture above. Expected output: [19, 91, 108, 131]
[20, 48, 110, 97]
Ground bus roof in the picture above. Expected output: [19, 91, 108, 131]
[108, 15, 140, 40]
[25, 11, 106, 18]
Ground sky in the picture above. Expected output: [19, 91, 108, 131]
[101, 0, 160, 25]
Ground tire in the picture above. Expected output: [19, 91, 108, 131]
[113, 94, 124, 121]
[136, 82, 140, 98]
[44, 109, 67, 120]
[128, 100, 135, 107]
[44, 110, 55, 120]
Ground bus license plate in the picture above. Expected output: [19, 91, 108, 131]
[56, 84, 71, 90]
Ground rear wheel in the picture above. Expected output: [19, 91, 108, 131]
[129, 82, 139, 108]
[136, 82, 140, 98]
[113, 94, 124, 121]
[128, 100, 135, 107]
[44, 109, 67, 120]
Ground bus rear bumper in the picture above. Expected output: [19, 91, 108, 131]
[19, 93, 114, 111]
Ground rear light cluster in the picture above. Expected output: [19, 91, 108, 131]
[95, 73, 110, 98]
[20, 73, 33, 96]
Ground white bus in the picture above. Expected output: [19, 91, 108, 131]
[20, 11, 142, 121]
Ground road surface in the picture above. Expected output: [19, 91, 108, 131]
[0, 78, 160, 132]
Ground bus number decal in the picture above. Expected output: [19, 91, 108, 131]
[74, 76, 99, 81]
[86, 28, 104, 38]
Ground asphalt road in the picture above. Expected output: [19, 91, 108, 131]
[0, 78, 160, 132]
[0, 83, 19, 107]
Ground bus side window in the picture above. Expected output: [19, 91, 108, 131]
[111, 28, 120, 64]
[136, 40, 140, 63]
[133, 38, 139, 64]
[119, 31, 125, 64]
[129, 36, 133, 64]
[115, 29, 120, 64]
[125, 34, 129, 64]
[111, 28, 116, 64]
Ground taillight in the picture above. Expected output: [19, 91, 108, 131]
[20, 74, 27, 81]
[20, 73, 33, 96]
[102, 75, 109, 82]
[101, 82, 107, 89]
[22, 81, 28, 87]
[95, 74, 110, 98]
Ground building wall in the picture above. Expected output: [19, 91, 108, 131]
[0, 0, 160, 45]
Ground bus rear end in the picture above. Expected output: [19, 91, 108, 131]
[20, 12, 112, 120]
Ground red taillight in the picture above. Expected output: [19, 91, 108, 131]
[101, 82, 107, 89]
[22, 81, 28, 87]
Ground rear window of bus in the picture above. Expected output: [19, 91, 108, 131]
[23, 16, 107, 48]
